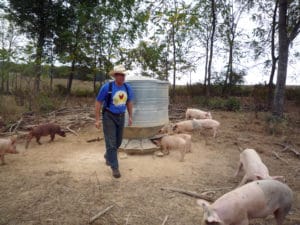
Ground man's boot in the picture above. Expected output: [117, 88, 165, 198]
[112, 168, 121, 178]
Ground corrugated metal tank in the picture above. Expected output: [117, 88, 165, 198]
[123, 76, 169, 139]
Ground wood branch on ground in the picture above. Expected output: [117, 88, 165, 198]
[89, 205, 114, 224]
[272, 151, 289, 164]
[66, 125, 79, 136]
[162, 215, 169, 225]
[86, 137, 103, 143]
[125, 213, 131, 225]
[274, 142, 300, 158]
[160, 187, 214, 202]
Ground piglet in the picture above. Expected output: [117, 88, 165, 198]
[197, 179, 293, 225]
[173, 133, 192, 153]
[0, 137, 18, 165]
[152, 135, 186, 162]
[158, 124, 173, 134]
[26, 123, 66, 148]
[235, 148, 284, 186]
[192, 119, 220, 138]
[172, 120, 194, 134]
[186, 108, 212, 120]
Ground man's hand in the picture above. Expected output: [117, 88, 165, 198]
[128, 116, 132, 126]
[95, 121, 101, 129]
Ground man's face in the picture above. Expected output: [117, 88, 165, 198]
[115, 73, 125, 83]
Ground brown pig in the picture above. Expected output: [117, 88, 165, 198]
[152, 135, 187, 162]
[197, 179, 293, 225]
[26, 123, 66, 148]
[0, 137, 18, 165]
[235, 148, 284, 186]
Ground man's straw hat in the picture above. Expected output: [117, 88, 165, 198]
[109, 65, 127, 77]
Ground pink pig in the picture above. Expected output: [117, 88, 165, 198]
[0, 137, 18, 165]
[172, 120, 194, 133]
[197, 179, 293, 225]
[173, 133, 192, 153]
[235, 148, 284, 186]
[152, 135, 187, 162]
[185, 108, 212, 120]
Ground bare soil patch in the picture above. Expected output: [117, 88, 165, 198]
[0, 105, 299, 225]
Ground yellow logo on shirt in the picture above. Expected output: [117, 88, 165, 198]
[113, 91, 127, 106]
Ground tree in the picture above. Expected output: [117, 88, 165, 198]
[0, 14, 20, 93]
[150, 0, 196, 94]
[272, 0, 300, 117]
[250, 0, 279, 107]
[5, 0, 63, 92]
[126, 40, 167, 79]
[219, 0, 249, 95]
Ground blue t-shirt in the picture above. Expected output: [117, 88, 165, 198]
[96, 81, 134, 114]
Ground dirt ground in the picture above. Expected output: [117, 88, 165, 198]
[0, 103, 299, 225]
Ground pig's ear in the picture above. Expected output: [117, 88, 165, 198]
[197, 199, 210, 207]
[197, 200, 222, 224]
[272, 176, 285, 183]
[206, 213, 222, 224]
[255, 174, 263, 180]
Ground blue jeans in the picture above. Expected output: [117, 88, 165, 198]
[102, 111, 125, 169]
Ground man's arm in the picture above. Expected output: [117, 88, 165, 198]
[126, 101, 133, 126]
[95, 100, 102, 129]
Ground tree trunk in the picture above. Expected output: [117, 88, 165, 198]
[171, 23, 176, 97]
[204, 37, 209, 95]
[268, 0, 279, 108]
[67, 59, 76, 94]
[272, 0, 288, 118]
[206, 0, 216, 97]
[67, 24, 80, 95]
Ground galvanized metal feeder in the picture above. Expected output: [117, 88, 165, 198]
[119, 75, 169, 154]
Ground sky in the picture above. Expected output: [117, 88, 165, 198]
[171, 12, 300, 86]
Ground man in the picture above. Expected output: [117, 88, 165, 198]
[95, 65, 133, 178]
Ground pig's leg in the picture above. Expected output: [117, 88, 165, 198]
[274, 208, 289, 225]
[234, 162, 243, 177]
[179, 146, 185, 162]
[187, 141, 192, 153]
[49, 133, 55, 142]
[213, 127, 217, 138]
[36, 136, 42, 145]
[162, 146, 169, 155]
[25, 137, 31, 149]
[0, 155, 5, 165]
[236, 218, 249, 225]
[238, 175, 249, 186]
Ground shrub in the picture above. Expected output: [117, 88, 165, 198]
[265, 114, 289, 136]
[207, 97, 225, 110]
[224, 97, 241, 111]
[72, 88, 95, 98]
[55, 84, 68, 95]
[37, 94, 55, 112]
